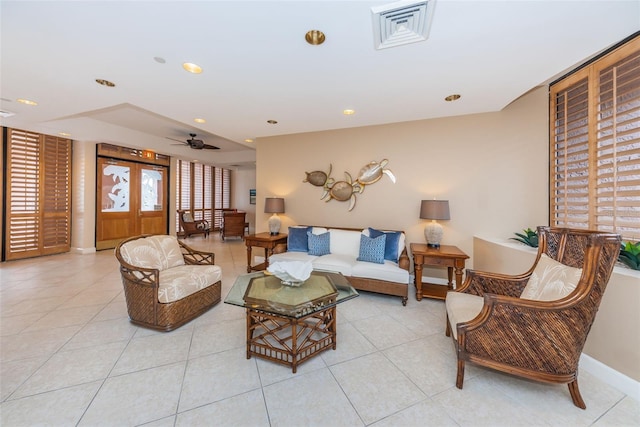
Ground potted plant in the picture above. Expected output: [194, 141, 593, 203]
[510, 228, 539, 248]
[618, 241, 640, 271]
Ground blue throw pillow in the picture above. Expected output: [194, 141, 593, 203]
[369, 227, 401, 262]
[288, 226, 312, 252]
[308, 231, 330, 256]
[357, 234, 386, 264]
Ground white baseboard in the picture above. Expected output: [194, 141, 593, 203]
[70, 247, 96, 255]
[580, 353, 640, 401]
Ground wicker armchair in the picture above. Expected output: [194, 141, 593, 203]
[445, 226, 620, 409]
[115, 234, 222, 331]
[177, 209, 210, 238]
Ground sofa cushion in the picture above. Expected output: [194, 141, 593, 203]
[445, 291, 484, 339]
[369, 228, 401, 262]
[351, 260, 410, 284]
[119, 235, 185, 271]
[288, 226, 312, 252]
[357, 234, 385, 264]
[308, 231, 331, 256]
[270, 251, 318, 263]
[329, 228, 362, 257]
[312, 253, 355, 276]
[521, 254, 583, 301]
[159, 264, 222, 303]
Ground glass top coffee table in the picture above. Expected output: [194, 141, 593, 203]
[225, 270, 358, 373]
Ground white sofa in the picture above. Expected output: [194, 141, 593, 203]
[269, 226, 410, 305]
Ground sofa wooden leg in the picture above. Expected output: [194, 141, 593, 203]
[568, 379, 586, 409]
[456, 359, 465, 389]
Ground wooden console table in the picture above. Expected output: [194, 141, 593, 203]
[245, 232, 288, 273]
[410, 243, 469, 301]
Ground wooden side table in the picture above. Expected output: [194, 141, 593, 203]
[245, 232, 288, 273]
[410, 243, 469, 301]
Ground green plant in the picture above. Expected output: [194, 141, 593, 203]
[511, 228, 539, 248]
[618, 241, 640, 271]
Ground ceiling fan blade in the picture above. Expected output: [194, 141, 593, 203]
[165, 136, 186, 143]
[203, 144, 220, 150]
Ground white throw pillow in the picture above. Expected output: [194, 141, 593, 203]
[521, 254, 583, 301]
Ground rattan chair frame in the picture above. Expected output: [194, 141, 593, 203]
[445, 226, 621, 409]
[115, 234, 222, 331]
[177, 209, 211, 238]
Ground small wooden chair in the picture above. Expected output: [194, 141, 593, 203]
[177, 210, 210, 238]
[221, 211, 246, 241]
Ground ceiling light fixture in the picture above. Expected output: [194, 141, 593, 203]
[305, 30, 326, 45]
[95, 79, 115, 87]
[445, 94, 461, 102]
[183, 62, 203, 74]
[194, 118, 206, 123]
[343, 109, 355, 115]
[267, 120, 278, 124]
[17, 98, 38, 106]
[245, 139, 254, 143]
[58, 132, 71, 137]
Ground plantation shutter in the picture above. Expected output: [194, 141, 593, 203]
[595, 47, 640, 239]
[4, 128, 71, 260]
[550, 35, 640, 242]
[42, 134, 72, 253]
[193, 162, 204, 220]
[203, 165, 213, 225]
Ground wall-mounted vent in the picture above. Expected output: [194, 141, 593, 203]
[371, 0, 436, 50]
[0, 110, 16, 118]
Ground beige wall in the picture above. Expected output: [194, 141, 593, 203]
[256, 86, 550, 268]
[474, 236, 640, 383]
[233, 168, 257, 234]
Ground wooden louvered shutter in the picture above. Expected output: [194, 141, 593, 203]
[6, 129, 41, 259]
[4, 128, 71, 260]
[42, 134, 72, 254]
[550, 35, 640, 242]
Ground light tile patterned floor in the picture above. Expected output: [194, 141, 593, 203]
[1, 234, 638, 426]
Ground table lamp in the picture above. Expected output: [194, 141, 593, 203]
[264, 197, 285, 235]
[420, 199, 450, 247]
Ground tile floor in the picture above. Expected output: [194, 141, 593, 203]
[1, 234, 638, 426]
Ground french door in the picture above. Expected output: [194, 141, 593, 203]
[96, 157, 168, 250]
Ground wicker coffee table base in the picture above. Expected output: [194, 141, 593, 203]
[246, 306, 336, 373]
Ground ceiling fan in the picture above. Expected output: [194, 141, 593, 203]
[166, 133, 220, 150]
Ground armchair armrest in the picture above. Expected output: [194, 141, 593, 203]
[179, 240, 215, 265]
[398, 247, 410, 271]
[457, 269, 531, 298]
[117, 259, 160, 289]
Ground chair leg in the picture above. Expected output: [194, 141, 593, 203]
[568, 379, 587, 409]
[445, 315, 451, 337]
[456, 359, 465, 389]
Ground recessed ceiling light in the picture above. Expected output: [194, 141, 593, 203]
[445, 94, 461, 102]
[343, 109, 355, 115]
[153, 56, 166, 64]
[183, 62, 203, 74]
[58, 132, 71, 137]
[17, 98, 38, 106]
[194, 118, 206, 123]
[267, 120, 278, 124]
[245, 139, 254, 143]
[95, 79, 115, 87]
[305, 30, 326, 45]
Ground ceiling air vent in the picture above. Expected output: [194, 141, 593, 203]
[371, 0, 436, 50]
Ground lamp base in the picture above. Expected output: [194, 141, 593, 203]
[268, 214, 281, 236]
[425, 221, 444, 247]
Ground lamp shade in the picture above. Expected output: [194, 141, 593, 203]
[420, 200, 450, 220]
[264, 197, 285, 214]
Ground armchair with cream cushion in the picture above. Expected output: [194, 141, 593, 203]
[115, 234, 222, 331]
[445, 226, 620, 409]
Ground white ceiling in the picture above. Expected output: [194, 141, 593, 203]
[1, 1, 639, 169]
